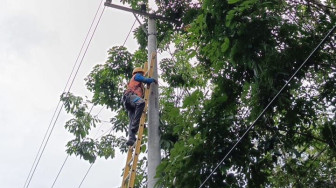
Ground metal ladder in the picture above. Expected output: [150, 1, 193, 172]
[121, 53, 156, 188]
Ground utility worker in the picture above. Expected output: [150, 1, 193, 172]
[122, 67, 157, 146]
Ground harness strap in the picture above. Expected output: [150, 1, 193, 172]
[133, 97, 140, 103]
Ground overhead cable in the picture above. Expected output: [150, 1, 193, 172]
[199, 24, 336, 188]
[90, 17, 137, 120]
[75, 15, 138, 188]
[77, 126, 114, 188]
[51, 155, 69, 188]
[51, 122, 111, 188]
[51, 105, 95, 188]
[123, 19, 137, 46]
[133, 13, 148, 35]
[51, 8, 137, 187]
[78, 164, 94, 188]
[23, 1, 106, 187]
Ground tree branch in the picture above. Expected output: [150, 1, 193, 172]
[265, 124, 328, 144]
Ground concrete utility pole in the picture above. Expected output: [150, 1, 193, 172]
[104, 1, 179, 187]
[147, 17, 161, 188]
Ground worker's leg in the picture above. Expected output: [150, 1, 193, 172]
[128, 95, 145, 132]
[131, 97, 145, 132]
[127, 109, 136, 140]
[126, 94, 145, 146]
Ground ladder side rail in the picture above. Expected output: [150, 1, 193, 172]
[128, 53, 156, 187]
[123, 52, 156, 188]
[121, 146, 134, 188]
[121, 61, 150, 188]
[128, 88, 150, 187]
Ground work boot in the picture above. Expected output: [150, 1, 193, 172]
[126, 135, 136, 146]
[126, 139, 136, 146]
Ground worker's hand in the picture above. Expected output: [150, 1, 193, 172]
[153, 79, 158, 84]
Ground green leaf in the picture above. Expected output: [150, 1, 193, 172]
[228, 0, 241, 4]
[183, 90, 201, 108]
[225, 10, 236, 27]
[221, 37, 230, 53]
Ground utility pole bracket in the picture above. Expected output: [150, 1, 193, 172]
[104, 1, 180, 24]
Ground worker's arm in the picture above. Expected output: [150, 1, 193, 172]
[134, 73, 157, 84]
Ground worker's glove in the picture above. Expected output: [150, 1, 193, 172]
[153, 79, 158, 84]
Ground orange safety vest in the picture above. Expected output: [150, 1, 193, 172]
[126, 74, 144, 97]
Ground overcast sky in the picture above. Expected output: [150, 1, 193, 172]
[0, 0, 156, 187]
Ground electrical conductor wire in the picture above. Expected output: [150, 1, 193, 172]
[51, 105, 96, 188]
[75, 15, 138, 188]
[51, 7, 137, 187]
[78, 164, 94, 188]
[123, 19, 137, 46]
[23, 1, 106, 187]
[198, 24, 336, 188]
[90, 17, 136, 119]
[77, 125, 114, 188]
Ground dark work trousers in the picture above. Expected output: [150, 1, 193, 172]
[125, 93, 145, 141]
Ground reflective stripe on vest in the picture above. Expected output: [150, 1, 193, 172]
[127, 74, 144, 97]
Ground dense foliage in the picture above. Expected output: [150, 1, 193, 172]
[61, 0, 335, 187]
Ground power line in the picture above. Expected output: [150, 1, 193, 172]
[75, 16, 138, 188]
[23, 1, 106, 187]
[96, 106, 105, 117]
[77, 126, 114, 188]
[92, 18, 137, 116]
[133, 13, 148, 35]
[78, 163, 94, 188]
[77, 125, 115, 187]
[198, 24, 336, 188]
[97, 124, 114, 139]
[23, 2, 103, 184]
[67, 5, 105, 92]
[50, 12, 137, 187]
[82, 17, 137, 122]
[51, 122, 112, 188]
[51, 105, 96, 188]
[123, 19, 137, 46]
[91, 17, 137, 119]
[23, 103, 62, 188]
[51, 155, 69, 188]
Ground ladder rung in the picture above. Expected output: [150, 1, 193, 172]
[125, 173, 130, 181]
[127, 157, 133, 166]
[122, 177, 129, 187]
[121, 54, 156, 188]
[124, 168, 135, 182]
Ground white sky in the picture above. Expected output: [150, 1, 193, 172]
[0, 0, 150, 187]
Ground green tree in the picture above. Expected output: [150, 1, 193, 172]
[61, 0, 336, 187]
